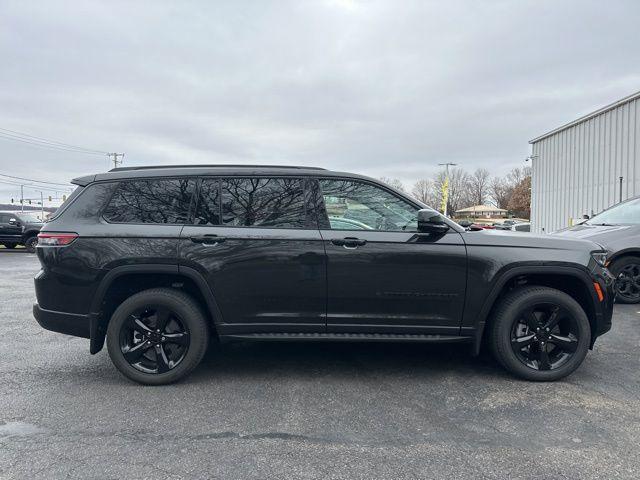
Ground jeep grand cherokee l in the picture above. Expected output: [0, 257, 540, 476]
[33, 165, 615, 385]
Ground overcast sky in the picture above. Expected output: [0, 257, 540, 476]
[1, 0, 639, 204]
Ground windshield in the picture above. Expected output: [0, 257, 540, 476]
[586, 197, 640, 225]
[17, 212, 45, 223]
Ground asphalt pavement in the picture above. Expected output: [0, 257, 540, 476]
[1, 249, 639, 479]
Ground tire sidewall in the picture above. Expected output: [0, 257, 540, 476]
[106, 289, 208, 385]
[493, 288, 591, 381]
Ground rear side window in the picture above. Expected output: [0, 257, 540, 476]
[103, 179, 195, 224]
[215, 178, 306, 228]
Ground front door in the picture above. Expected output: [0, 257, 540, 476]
[179, 177, 326, 335]
[316, 178, 467, 335]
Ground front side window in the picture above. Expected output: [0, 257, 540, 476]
[103, 178, 195, 224]
[221, 178, 306, 228]
[587, 198, 640, 225]
[319, 179, 418, 231]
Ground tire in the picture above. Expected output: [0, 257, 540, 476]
[106, 288, 209, 385]
[489, 286, 591, 381]
[24, 236, 38, 253]
[608, 256, 640, 304]
[2, 243, 17, 249]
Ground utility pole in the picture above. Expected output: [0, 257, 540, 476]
[20, 184, 24, 213]
[108, 152, 125, 169]
[438, 162, 457, 217]
[40, 191, 44, 221]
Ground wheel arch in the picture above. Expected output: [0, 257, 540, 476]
[608, 248, 640, 264]
[473, 265, 599, 355]
[89, 264, 223, 354]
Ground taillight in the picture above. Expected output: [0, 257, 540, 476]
[37, 232, 78, 246]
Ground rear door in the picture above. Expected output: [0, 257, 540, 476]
[316, 178, 467, 335]
[179, 176, 326, 335]
[0, 213, 22, 241]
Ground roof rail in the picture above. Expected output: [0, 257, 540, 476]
[109, 164, 327, 172]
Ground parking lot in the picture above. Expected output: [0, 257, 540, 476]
[0, 250, 638, 479]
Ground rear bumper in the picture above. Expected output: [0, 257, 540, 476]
[33, 303, 92, 339]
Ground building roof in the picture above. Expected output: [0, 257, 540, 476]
[529, 89, 640, 144]
[455, 205, 507, 213]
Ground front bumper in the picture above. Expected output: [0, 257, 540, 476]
[33, 303, 92, 339]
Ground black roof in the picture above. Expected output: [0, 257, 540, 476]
[72, 164, 372, 186]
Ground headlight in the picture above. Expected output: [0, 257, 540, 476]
[591, 251, 608, 266]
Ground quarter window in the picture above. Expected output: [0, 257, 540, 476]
[103, 179, 195, 224]
[221, 178, 306, 228]
[319, 179, 418, 231]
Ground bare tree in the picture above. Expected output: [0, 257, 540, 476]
[489, 177, 512, 210]
[469, 168, 490, 205]
[411, 179, 436, 207]
[379, 177, 406, 192]
[506, 166, 532, 187]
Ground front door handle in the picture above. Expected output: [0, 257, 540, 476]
[190, 234, 226, 246]
[331, 237, 367, 249]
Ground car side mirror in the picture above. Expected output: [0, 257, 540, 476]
[9, 218, 18, 225]
[417, 209, 449, 234]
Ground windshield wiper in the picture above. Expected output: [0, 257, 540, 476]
[590, 223, 615, 226]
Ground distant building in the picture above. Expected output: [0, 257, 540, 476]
[455, 205, 508, 219]
[529, 90, 640, 233]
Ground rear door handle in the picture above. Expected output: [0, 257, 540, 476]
[190, 234, 226, 246]
[331, 237, 366, 249]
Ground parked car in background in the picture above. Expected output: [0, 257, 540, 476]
[494, 220, 517, 230]
[511, 222, 531, 232]
[553, 195, 640, 303]
[33, 165, 614, 384]
[0, 211, 43, 252]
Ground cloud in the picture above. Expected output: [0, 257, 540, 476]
[0, 0, 639, 203]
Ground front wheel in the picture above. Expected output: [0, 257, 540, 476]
[106, 288, 209, 385]
[609, 256, 640, 304]
[489, 286, 590, 381]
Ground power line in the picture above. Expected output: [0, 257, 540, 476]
[0, 179, 72, 193]
[0, 173, 70, 186]
[0, 132, 108, 156]
[0, 127, 109, 155]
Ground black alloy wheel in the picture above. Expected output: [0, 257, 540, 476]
[106, 288, 209, 385]
[120, 305, 190, 374]
[510, 303, 579, 371]
[24, 236, 38, 253]
[610, 257, 640, 304]
[490, 286, 590, 381]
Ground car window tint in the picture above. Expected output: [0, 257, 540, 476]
[221, 178, 306, 228]
[103, 178, 195, 224]
[194, 178, 221, 225]
[0, 213, 11, 223]
[319, 179, 418, 231]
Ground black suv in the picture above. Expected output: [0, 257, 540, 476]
[0, 210, 43, 252]
[33, 165, 615, 385]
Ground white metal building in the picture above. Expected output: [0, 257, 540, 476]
[529, 90, 640, 233]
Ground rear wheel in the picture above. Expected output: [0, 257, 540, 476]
[106, 288, 209, 385]
[2, 243, 17, 249]
[24, 236, 38, 253]
[609, 256, 640, 304]
[489, 286, 590, 381]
